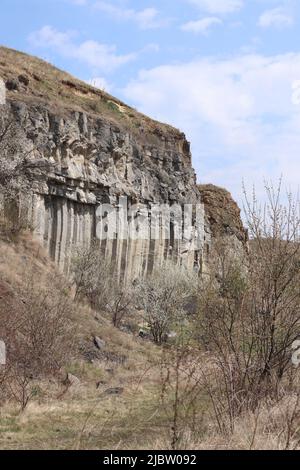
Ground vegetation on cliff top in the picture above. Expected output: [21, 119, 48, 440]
[0, 46, 184, 140]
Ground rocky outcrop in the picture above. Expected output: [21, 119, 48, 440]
[0, 47, 247, 280]
[198, 184, 248, 253]
[0, 47, 208, 281]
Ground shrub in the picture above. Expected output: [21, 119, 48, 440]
[197, 182, 300, 433]
[71, 241, 133, 328]
[0, 270, 76, 409]
[135, 263, 198, 345]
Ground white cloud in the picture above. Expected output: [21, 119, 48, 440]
[187, 0, 243, 14]
[181, 17, 222, 34]
[70, 0, 87, 4]
[122, 53, 300, 202]
[258, 7, 294, 29]
[94, 1, 169, 29]
[29, 26, 136, 72]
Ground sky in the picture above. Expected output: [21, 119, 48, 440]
[1, 0, 300, 203]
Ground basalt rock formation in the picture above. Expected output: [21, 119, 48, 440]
[0, 47, 247, 281]
[0, 47, 211, 281]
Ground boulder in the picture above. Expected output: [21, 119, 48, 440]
[94, 336, 106, 350]
[104, 387, 124, 396]
[66, 373, 80, 387]
[5, 78, 20, 91]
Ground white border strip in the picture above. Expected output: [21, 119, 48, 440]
[0, 79, 6, 105]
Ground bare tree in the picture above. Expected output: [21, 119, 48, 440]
[159, 336, 205, 450]
[107, 287, 132, 328]
[136, 263, 198, 344]
[72, 241, 111, 308]
[244, 181, 300, 380]
[71, 241, 133, 328]
[197, 182, 300, 433]
[0, 270, 76, 409]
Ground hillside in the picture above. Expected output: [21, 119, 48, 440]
[0, 234, 165, 450]
[0, 46, 183, 141]
[0, 46, 206, 279]
[0, 232, 297, 450]
[1, 47, 300, 452]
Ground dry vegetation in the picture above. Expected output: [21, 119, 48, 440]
[0, 45, 183, 141]
[0, 182, 300, 450]
[0, 234, 163, 450]
[1, 78, 300, 448]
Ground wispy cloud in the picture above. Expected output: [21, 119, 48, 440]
[187, 0, 244, 14]
[69, 0, 87, 5]
[258, 7, 294, 29]
[28, 25, 137, 72]
[123, 53, 300, 201]
[181, 17, 222, 34]
[93, 1, 170, 30]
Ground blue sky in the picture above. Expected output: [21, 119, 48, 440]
[1, 0, 300, 202]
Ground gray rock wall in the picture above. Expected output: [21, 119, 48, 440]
[3, 101, 208, 281]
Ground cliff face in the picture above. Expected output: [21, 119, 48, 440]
[198, 184, 248, 254]
[0, 47, 207, 281]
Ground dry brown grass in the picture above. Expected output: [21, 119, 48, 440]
[1, 233, 300, 450]
[0, 45, 182, 143]
[0, 233, 168, 449]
